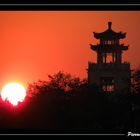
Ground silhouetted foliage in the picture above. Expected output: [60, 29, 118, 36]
[130, 68, 140, 130]
[0, 70, 140, 131]
[132, 68, 140, 94]
[131, 68, 140, 107]
[27, 71, 87, 96]
[21, 71, 88, 129]
[18, 71, 132, 130]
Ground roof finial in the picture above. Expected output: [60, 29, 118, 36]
[108, 22, 112, 29]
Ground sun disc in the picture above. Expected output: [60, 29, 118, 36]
[1, 82, 26, 106]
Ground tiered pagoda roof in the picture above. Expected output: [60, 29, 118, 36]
[93, 22, 126, 40]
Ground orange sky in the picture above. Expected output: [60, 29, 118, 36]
[0, 11, 140, 88]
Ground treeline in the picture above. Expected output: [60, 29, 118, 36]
[0, 69, 140, 130]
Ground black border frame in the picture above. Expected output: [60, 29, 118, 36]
[0, 0, 139, 137]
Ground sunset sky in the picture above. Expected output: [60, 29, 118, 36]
[0, 11, 140, 89]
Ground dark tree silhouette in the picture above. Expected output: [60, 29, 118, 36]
[24, 71, 122, 130]
[26, 71, 87, 97]
[130, 68, 140, 130]
[0, 70, 140, 131]
[21, 71, 88, 129]
[132, 68, 140, 94]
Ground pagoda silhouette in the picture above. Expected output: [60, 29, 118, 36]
[88, 22, 131, 94]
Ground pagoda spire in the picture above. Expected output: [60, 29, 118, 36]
[108, 21, 112, 30]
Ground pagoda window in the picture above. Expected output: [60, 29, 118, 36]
[112, 40, 115, 45]
[101, 77, 114, 92]
[107, 40, 115, 45]
[102, 85, 114, 92]
[107, 54, 113, 63]
[108, 40, 112, 45]
[104, 40, 107, 44]
[103, 53, 115, 64]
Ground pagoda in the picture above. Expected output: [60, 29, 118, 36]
[88, 22, 131, 94]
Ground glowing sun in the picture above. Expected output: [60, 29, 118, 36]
[1, 82, 26, 106]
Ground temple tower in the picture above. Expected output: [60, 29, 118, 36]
[88, 22, 131, 94]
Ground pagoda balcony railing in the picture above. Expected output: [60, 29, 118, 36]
[88, 61, 130, 71]
[90, 44, 128, 51]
